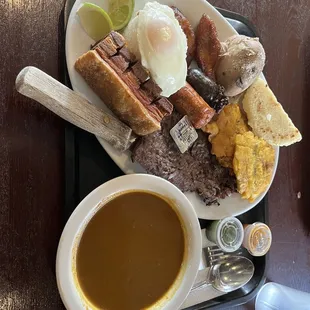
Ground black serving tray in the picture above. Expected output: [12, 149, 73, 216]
[63, 2, 266, 309]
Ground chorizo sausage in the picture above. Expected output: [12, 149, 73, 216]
[169, 82, 215, 128]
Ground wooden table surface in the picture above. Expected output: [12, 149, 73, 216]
[0, 0, 309, 309]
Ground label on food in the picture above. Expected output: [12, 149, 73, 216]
[170, 116, 198, 153]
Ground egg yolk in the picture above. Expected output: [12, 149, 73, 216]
[146, 18, 177, 54]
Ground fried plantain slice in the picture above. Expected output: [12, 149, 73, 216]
[171, 6, 196, 65]
[233, 131, 275, 202]
[204, 103, 249, 168]
[195, 14, 221, 80]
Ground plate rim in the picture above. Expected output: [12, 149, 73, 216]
[65, 0, 279, 220]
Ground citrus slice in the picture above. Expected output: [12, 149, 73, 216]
[77, 3, 113, 41]
[108, 0, 135, 31]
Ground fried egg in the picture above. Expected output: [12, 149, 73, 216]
[124, 2, 187, 97]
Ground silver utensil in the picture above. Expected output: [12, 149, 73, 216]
[206, 245, 244, 266]
[192, 255, 254, 293]
[207, 246, 226, 265]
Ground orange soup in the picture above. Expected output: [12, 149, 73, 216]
[75, 191, 185, 310]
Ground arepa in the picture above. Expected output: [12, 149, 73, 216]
[242, 78, 302, 146]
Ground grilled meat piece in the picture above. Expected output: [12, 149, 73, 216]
[91, 32, 173, 127]
[142, 79, 162, 99]
[110, 55, 130, 72]
[132, 110, 236, 205]
[187, 68, 229, 112]
[169, 82, 215, 129]
[131, 61, 150, 83]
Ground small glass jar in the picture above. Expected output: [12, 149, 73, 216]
[242, 222, 272, 256]
[206, 217, 244, 252]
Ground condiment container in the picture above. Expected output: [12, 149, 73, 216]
[206, 217, 244, 252]
[242, 222, 272, 256]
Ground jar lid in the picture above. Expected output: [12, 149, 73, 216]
[217, 217, 244, 252]
[243, 222, 272, 256]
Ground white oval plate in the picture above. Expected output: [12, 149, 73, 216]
[66, 0, 279, 219]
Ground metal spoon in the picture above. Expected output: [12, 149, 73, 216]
[192, 256, 254, 292]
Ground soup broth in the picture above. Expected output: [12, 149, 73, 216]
[75, 191, 185, 310]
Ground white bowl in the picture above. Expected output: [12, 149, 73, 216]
[56, 174, 202, 310]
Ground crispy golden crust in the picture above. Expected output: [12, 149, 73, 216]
[233, 131, 275, 202]
[205, 104, 249, 168]
[74, 50, 160, 136]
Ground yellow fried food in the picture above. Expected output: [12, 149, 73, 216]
[205, 103, 249, 168]
[233, 131, 275, 202]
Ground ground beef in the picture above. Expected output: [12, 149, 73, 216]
[131, 111, 236, 205]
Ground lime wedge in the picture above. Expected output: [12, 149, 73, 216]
[77, 3, 113, 41]
[109, 0, 135, 31]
